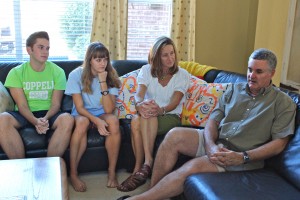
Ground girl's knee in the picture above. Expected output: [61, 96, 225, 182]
[75, 116, 89, 128]
[105, 114, 119, 125]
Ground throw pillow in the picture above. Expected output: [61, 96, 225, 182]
[0, 81, 14, 113]
[115, 69, 141, 119]
[190, 75, 207, 85]
[181, 82, 231, 127]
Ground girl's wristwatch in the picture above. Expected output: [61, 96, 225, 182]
[101, 90, 109, 96]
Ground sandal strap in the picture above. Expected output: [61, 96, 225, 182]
[135, 164, 151, 179]
[117, 174, 147, 192]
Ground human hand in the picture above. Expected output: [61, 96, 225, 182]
[138, 99, 159, 118]
[35, 118, 49, 134]
[95, 118, 110, 136]
[98, 71, 108, 83]
[210, 147, 243, 167]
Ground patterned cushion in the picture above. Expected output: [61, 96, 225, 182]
[0, 81, 14, 113]
[181, 82, 231, 127]
[189, 75, 207, 86]
[115, 69, 140, 119]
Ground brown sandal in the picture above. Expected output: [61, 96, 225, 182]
[117, 164, 151, 192]
[135, 164, 151, 179]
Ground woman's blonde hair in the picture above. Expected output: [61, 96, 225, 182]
[81, 42, 121, 93]
[148, 36, 179, 78]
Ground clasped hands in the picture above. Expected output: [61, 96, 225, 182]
[137, 99, 160, 119]
[208, 144, 243, 167]
[35, 118, 49, 134]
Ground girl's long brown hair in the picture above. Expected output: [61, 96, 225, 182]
[81, 42, 121, 94]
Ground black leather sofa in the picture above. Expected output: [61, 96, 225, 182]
[1, 60, 299, 199]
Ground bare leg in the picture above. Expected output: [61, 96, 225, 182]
[0, 112, 25, 158]
[151, 127, 200, 187]
[117, 115, 158, 192]
[131, 115, 144, 173]
[117, 115, 146, 192]
[47, 113, 74, 157]
[69, 116, 89, 192]
[101, 114, 121, 188]
[128, 156, 220, 200]
[140, 116, 158, 167]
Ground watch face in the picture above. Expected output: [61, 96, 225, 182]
[101, 91, 109, 96]
[243, 152, 250, 164]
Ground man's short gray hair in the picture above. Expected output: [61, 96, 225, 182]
[249, 48, 277, 70]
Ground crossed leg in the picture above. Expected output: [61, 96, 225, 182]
[130, 156, 219, 200]
[126, 127, 220, 200]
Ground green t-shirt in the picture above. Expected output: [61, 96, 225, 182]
[5, 61, 66, 112]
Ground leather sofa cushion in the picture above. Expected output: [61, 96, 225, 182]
[266, 90, 300, 190]
[266, 120, 300, 189]
[213, 70, 247, 83]
[203, 69, 221, 83]
[0, 62, 23, 83]
[111, 60, 147, 76]
[184, 169, 300, 200]
[21, 128, 49, 150]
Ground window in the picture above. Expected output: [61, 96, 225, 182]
[0, 0, 172, 61]
[0, 0, 93, 61]
[127, 0, 172, 60]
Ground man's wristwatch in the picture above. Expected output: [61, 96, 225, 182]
[243, 151, 250, 164]
[101, 90, 109, 96]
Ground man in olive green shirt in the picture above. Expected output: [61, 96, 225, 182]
[118, 48, 296, 200]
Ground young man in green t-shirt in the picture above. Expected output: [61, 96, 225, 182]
[0, 31, 74, 158]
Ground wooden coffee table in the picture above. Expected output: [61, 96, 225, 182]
[0, 157, 68, 200]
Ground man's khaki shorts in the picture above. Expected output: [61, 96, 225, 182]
[196, 129, 225, 172]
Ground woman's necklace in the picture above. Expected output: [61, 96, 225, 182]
[160, 71, 169, 81]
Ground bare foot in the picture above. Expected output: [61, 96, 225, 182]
[107, 171, 119, 188]
[70, 174, 87, 192]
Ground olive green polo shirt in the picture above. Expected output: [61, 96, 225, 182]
[209, 83, 296, 171]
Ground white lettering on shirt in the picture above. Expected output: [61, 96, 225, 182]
[29, 91, 48, 99]
[23, 81, 53, 99]
[23, 81, 54, 90]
